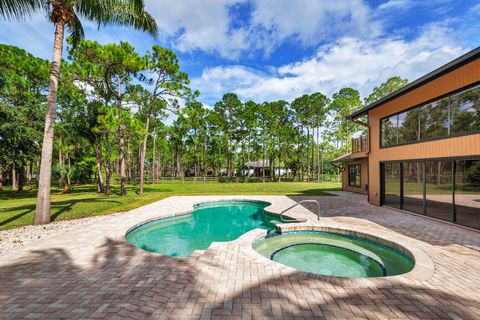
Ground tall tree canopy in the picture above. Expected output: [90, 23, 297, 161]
[0, 0, 158, 224]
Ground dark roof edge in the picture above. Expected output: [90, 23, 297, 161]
[347, 46, 480, 119]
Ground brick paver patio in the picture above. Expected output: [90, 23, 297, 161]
[1, 192, 479, 319]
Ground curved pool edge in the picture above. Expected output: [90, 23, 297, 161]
[237, 222, 435, 284]
[125, 199, 274, 237]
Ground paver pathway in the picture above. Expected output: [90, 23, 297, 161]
[1, 193, 479, 319]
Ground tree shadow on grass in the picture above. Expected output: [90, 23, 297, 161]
[286, 187, 340, 196]
[0, 189, 37, 201]
[0, 198, 121, 227]
[0, 238, 200, 319]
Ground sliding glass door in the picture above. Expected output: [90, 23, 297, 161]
[425, 161, 453, 221]
[384, 162, 401, 208]
[381, 158, 480, 230]
[403, 162, 424, 214]
[456, 160, 480, 229]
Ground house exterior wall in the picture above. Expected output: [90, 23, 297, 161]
[367, 58, 480, 205]
[342, 157, 369, 194]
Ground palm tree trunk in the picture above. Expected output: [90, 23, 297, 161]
[139, 113, 150, 194]
[34, 21, 64, 225]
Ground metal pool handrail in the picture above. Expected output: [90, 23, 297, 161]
[279, 200, 320, 222]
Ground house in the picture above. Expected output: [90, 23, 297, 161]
[243, 160, 291, 177]
[337, 47, 480, 230]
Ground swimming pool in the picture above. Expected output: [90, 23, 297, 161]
[253, 231, 414, 278]
[126, 200, 281, 256]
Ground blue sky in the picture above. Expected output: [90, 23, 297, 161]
[0, 0, 479, 106]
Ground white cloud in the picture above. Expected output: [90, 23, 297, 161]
[145, 0, 379, 59]
[378, 0, 414, 11]
[192, 24, 468, 104]
[145, 0, 249, 59]
[250, 0, 380, 52]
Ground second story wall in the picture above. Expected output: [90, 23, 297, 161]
[367, 57, 480, 205]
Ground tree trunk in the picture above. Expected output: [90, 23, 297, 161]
[311, 127, 315, 181]
[126, 141, 131, 183]
[105, 132, 112, 194]
[58, 145, 63, 188]
[139, 113, 151, 194]
[119, 125, 126, 196]
[0, 171, 3, 191]
[34, 21, 64, 225]
[262, 130, 266, 182]
[152, 126, 156, 184]
[27, 163, 33, 191]
[316, 127, 320, 182]
[278, 136, 282, 182]
[227, 136, 231, 177]
[246, 132, 251, 181]
[95, 137, 104, 193]
[241, 137, 245, 178]
[64, 152, 71, 193]
[18, 167, 24, 192]
[12, 168, 17, 190]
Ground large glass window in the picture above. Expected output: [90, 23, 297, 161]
[422, 100, 449, 139]
[348, 164, 361, 188]
[403, 162, 424, 214]
[425, 161, 453, 221]
[450, 87, 480, 135]
[455, 160, 480, 229]
[381, 115, 397, 147]
[384, 162, 401, 208]
[398, 108, 421, 144]
[380, 85, 480, 147]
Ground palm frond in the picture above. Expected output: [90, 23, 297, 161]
[0, 0, 46, 20]
[75, 0, 158, 37]
[67, 11, 85, 48]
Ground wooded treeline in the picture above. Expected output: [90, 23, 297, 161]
[0, 42, 407, 194]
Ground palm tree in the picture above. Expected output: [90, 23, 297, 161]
[0, 0, 158, 225]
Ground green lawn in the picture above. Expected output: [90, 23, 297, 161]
[0, 181, 340, 230]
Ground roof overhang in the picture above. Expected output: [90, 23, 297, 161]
[347, 46, 480, 120]
[333, 152, 368, 162]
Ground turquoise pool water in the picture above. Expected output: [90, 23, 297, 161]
[253, 231, 414, 278]
[126, 200, 280, 256]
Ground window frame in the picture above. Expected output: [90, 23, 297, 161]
[348, 164, 362, 188]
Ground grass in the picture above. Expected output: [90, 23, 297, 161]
[0, 181, 340, 230]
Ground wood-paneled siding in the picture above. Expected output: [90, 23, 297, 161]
[368, 58, 480, 205]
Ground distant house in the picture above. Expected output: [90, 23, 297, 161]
[243, 160, 291, 177]
[336, 47, 480, 230]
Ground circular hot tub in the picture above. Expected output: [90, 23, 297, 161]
[253, 231, 414, 278]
